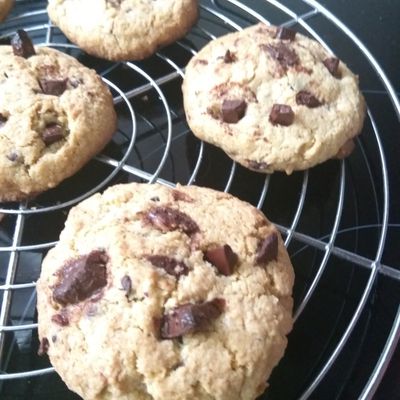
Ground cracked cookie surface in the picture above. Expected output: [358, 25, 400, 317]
[182, 23, 366, 174]
[0, 0, 13, 21]
[37, 183, 294, 400]
[0, 44, 116, 201]
[47, 0, 198, 61]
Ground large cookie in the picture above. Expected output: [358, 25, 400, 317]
[37, 183, 294, 400]
[47, 0, 198, 61]
[183, 23, 366, 174]
[0, 0, 13, 21]
[0, 31, 116, 201]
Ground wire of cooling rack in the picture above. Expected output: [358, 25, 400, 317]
[0, 1, 399, 399]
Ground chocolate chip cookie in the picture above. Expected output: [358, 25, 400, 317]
[183, 24, 366, 174]
[0, 30, 116, 201]
[37, 183, 294, 400]
[0, 0, 13, 21]
[47, 0, 198, 61]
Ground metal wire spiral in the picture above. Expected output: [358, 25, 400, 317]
[0, 1, 398, 399]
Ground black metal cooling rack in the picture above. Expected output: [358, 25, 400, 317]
[0, 1, 399, 399]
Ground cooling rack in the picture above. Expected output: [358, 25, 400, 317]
[0, 0, 399, 399]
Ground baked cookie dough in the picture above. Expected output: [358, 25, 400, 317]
[0, 0, 13, 22]
[0, 30, 116, 201]
[182, 23, 366, 174]
[47, 0, 199, 61]
[37, 183, 294, 400]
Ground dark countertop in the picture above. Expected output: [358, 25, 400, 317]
[318, 0, 399, 92]
[0, 1, 398, 399]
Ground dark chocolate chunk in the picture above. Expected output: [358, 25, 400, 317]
[172, 190, 193, 202]
[160, 298, 225, 339]
[7, 151, 20, 162]
[42, 123, 64, 145]
[51, 312, 69, 326]
[146, 207, 199, 236]
[221, 99, 247, 124]
[296, 90, 322, 108]
[223, 49, 236, 63]
[38, 337, 49, 356]
[247, 160, 269, 171]
[11, 30, 36, 58]
[150, 196, 160, 202]
[39, 78, 68, 96]
[0, 114, 7, 128]
[256, 232, 278, 265]
[274, 27, 296, 41]
[323, 57, 341, 78]
[264, 43, 299, 69]
[51, 335, 57, 343]
[147, 255, 188, 278]
[52, 250, 108, 306]
[121, 275, 132, 297]
[204, 245, 238, 276]
[194, 59, 208, 66]
[269, 104, 294, 126]
[153, 317, 162, 339]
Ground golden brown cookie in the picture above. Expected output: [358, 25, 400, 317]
[0, 30, 117, 201]
[37, 183, 294, 400]
[183, 24, 366, 174]
[47, 0, 198, 61]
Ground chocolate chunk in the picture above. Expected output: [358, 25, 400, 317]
[323, 57, 341, 78]
[39, 78, 68, 96]
[256, 232, 278, 265]
[247, 160, 269, 171]
[264, 43, 299, 69]
[204, 245, 238, 276]
[146, 207, 199, 236]
[147, 255, 189, 278]
[296, 90, 322, 108]
[150, 196, 160, 202]
[51, 312, 69, 326]
[52, 250, 108, 306]
[42, 123, 64, 145]
[0, 114, 7, 128]
[51, 335, 57, 343]
[223, 49, 236, 63]
[11, 30, 36, 58]
[153, 317, 162, 339]
[172, 190, 193, 202]
[38, 337, 49, 356]
[269, 104, 294, 126]
[7, 151, 20, 162]
[274, 27, 296, 41]
[194, 59, 208, 66]
[160, 299, 225, 339]
[221, 99, 247, 124]
[121, 275, 132, 297]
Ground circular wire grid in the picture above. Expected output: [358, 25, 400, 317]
[0, 1, 399, 399]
